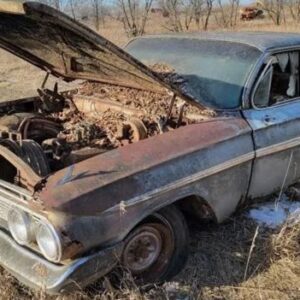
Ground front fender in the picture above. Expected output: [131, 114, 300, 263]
[38, 113, 254, 257]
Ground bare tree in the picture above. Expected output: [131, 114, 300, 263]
[215, 0, 239, 28]
[68, 0, 77, 19]
[256, 0, 285, 25]
[160, 0, 194, 32]
[190, 0, 213, 31]
[192, 0, 203, 29]
[184, 0, 214, 31]
[93, 0, 103, 31]
[202, 0, 213, 30]
[159, 0, 214, 32]
[160, 0, 183, 32]
[117, 0, 153, 36]
[287, 0, 300, 22]
[230, 0, 240, 26]
[183, 0, 194, 30]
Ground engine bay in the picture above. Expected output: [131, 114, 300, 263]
[0, 80, 214, 186]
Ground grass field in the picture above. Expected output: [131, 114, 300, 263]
[0, 12, 300, 300]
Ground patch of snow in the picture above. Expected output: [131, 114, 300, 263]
[247, 196, 300, 229]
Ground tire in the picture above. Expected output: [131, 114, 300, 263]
[121, 204, 189, 283]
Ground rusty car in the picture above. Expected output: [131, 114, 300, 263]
[0, 1, 300, 294]
[240, 7, 264, 21]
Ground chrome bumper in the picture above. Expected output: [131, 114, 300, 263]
[0, 230, 123, 294]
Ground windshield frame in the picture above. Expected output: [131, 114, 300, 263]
[125, 37, 264, 111]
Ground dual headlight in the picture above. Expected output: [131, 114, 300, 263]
[7, 209, 62, 263]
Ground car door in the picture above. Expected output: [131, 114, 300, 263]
[243, 50, 300, 198]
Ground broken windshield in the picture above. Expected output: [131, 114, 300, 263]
[126, 38, 262, 109]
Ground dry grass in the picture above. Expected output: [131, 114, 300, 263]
[1, 13, 300, 300]
[0, 208, 299, 300]
[96, 16, 300, 46]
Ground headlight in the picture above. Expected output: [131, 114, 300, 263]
[7, 209, 34, 245]
[36, 223, 62, 262]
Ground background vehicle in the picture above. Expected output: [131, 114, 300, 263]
[240, 7, 264, 20]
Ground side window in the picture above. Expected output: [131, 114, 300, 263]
[253, 52, 300, 108]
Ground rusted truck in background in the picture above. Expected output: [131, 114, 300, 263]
[0, 1, 300, 294]
[240, 7, 264, 20]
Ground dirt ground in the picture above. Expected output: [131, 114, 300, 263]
[0, 14, 300, 300]
[0, 50, 74, 102]
[0, 50, 42, 101]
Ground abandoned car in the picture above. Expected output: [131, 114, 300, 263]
[1, 1, 300, 294]
[240, 7, 264, 21]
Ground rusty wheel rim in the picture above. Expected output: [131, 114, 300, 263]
[122, 225, 163, 273]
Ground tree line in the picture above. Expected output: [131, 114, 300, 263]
[40, 0, 300, 37]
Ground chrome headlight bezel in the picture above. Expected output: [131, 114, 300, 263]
[7, 209, 35, 245]
[36, 222, 62, 263]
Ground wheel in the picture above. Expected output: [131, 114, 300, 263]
[121, 205, 189, 283]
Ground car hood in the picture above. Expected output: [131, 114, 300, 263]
[0, 1, 205, 109]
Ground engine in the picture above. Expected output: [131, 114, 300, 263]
[0, 81, 214, 186]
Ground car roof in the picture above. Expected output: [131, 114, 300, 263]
[133, 32, 300, 52]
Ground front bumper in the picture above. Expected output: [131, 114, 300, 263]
[0, 229, 123, 294]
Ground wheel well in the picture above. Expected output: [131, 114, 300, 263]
[129, 195, 217, 238]
[174, 195, 217, 223]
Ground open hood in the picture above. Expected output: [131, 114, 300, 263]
[0, 1, 205, 108]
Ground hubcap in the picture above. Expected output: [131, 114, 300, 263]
[123, 226, 162, 273]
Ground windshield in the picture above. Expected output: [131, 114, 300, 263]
[126, 38, 262, 109]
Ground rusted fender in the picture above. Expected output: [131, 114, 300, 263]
[39, 113, 251, 215]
